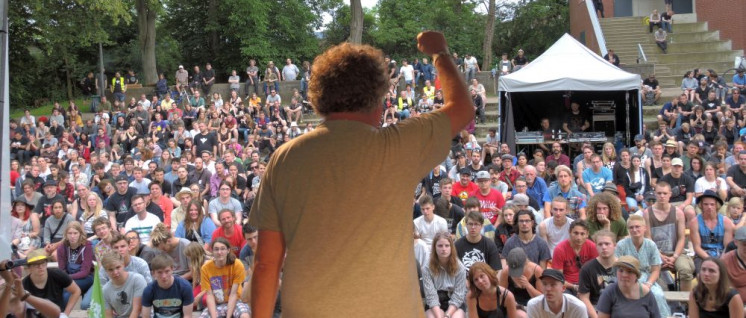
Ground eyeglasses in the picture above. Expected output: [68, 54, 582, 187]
[576, 255, 583, 269]
[518, 219, 533, 224]
[466, 222, 482, 228]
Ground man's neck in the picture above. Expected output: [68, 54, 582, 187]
[466, 234, 482, 244]
[547, 297, 563, 314]
[324, 110, 381, 127]
[137, 211, 148, 220]
[653, 202, 671, 213]
[223, 225, 235, 234]
[553, 216, 567, 227]
[597, 256, 616, 268]
[424, 214, 434, 222]
[519, 231, 534, 241]
[559, 184, 571, 192]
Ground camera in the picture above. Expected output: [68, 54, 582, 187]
[0, 259, 27, 271]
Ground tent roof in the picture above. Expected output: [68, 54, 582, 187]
[498, 34, 641, 92]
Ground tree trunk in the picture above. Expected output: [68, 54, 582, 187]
[208, 0, 219, 57]
[482, 0, 496, 71]
[136, 0, 158, 85]
[63, 51, 73, 100]
[348, 0, 363, 44]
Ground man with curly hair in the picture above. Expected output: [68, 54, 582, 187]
[249, 32, 474, 317]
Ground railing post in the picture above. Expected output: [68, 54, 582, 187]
[585, 0, 608, 56]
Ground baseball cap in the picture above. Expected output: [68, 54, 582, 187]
[512, 193, 529, 206]
[459, 168, 471, 175]
[644, 191, 656, 202]
[178, 65, 184, 69]
[476, 171, 490, 180]
[539, 269, 565, 283]
[501, 154, 514, 161]
[634, 134, 644, 142]
[114, 175, 129, 183]
[507, 248, 527, 278]
[454, 152, 465, 159]
[26, 249, 49, 265]
[43, 180, 58, 187]
[735, 227, 746, 241]
[671, 158, 684, 167]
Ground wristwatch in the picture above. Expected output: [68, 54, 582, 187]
[20, 291, 31, 301]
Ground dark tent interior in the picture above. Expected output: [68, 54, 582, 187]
[499, 90, 641, 145]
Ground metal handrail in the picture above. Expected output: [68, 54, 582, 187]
[585, 0, 607, 56]
[637, 43, 648, 63]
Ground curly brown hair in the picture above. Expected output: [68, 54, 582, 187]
[308, 43, 389, 116]
[587, 192, 623, 224]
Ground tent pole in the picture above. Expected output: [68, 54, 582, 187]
[497, 90, 502, 142]
[625, 91, 630, 142]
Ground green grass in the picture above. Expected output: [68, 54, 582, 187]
[10, 98, 92, 119]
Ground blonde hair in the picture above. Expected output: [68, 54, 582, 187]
[149, 223, 173, 249]
[82, 192, 105, 221]
[100, 252, 125, 270]
[627, 214, 646, 226]
[184, 242, 206, 287]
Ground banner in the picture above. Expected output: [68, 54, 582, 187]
[89, 263, 105, 318]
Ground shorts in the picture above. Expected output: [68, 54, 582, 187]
[199, 302, 251, 318]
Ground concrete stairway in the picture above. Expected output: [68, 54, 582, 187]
[600, 16, 743, 129]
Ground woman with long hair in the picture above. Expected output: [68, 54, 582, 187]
[624, 154, 651, 213]
[185, 241, 209, 311]
[10, 198, 41, 258]
[200, 238, 250, 318]
[726, 197, 745, 229]
[466, 262, 520, 318]
[515, 153, 528, 176]
[57, 221, 94, 309]
[602, 142, 618, 170]
[42, 201, 73, 261]
[695, 162, 728, 205]
[688, 258, 744, 318]
[422, 232, 467, 318]
[719, 118, 739, 148]
[703, 119, 718, 145]
[687, 156, 705, 180]
[494, 204, 518, 255]
[587, 192, 628, 240]
[175, 199, 217, 247]
[77, 192, 107, 239]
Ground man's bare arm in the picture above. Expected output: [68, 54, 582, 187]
[418, 32, 473, 136]
[251, 230, 286, 318]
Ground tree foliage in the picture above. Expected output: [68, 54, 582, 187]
[9, 0, 569, 110]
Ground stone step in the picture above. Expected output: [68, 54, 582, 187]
[655, 50, 743, 64]
[609, 40, 732, 55]
[601, 21, 707, 33]
[654, 61, 736, 76]
[605, 31, 721, 44]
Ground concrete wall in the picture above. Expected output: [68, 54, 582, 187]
[696, 0, 746, 52]
[122, 72, 498, 105]
[570, 0, 601, 54]
[621, 63, 655, 77]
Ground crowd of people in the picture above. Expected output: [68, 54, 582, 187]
[3, 32, 746, 318]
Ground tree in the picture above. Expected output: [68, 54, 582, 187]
[482, 0, 497, 70]
[348, 0, 363, 43]
[136, 0, 159, 85]
[322, 3, 376, 47]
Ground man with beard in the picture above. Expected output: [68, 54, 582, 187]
[502, 210, 552, 269]
[546, 142, 571, 167]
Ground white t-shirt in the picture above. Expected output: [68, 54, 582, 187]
[694, 176, 728, 204]
[400, 65, 415, 81]
[413, 215, 448, 246]
[124, 212, 161, 244]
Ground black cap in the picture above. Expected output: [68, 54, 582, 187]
[539, 269, 565, 283]
[114, 175, 129, 183]
[459, 168, 471, 175]
[43, 179, 57, 187]
[454, 152, 465, 158]
[12, 198, 34, 209]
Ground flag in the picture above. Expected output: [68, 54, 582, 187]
[88, 263, 105, 318]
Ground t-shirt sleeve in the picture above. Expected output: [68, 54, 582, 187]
[486, 240, 502, 270]
[52, 268, 73, 288]
[577, 266, 592, 294]
[179, 277, 195, 306]
[200, 263, 211, 291]
[552, 246, 565, 270]
[141, 283, 154, 307]
[133, 274, 147, 298]
[396, 111, 453, 176]
[595, 283, 615, 314]
[539, 239, 552, 262]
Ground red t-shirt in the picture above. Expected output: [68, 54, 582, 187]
[211, 224, 245, 256]
[551, 239, 598, 284]
[452, 181, 479, 204]
[470, 188, 505, 225]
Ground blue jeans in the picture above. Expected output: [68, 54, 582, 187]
[238, 127, 251, 142]
[397, 109, 411, 120]
[662, 21, 672, 32]
[113, 92, 125, 102]
[264, 82, 280, 96]
[626, 196, 647, 212]
[63, 275, 94, 309]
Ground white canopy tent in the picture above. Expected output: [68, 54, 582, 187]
[497, 33, 642, 149]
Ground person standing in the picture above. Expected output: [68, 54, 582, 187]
[249, 31, 474, 317]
